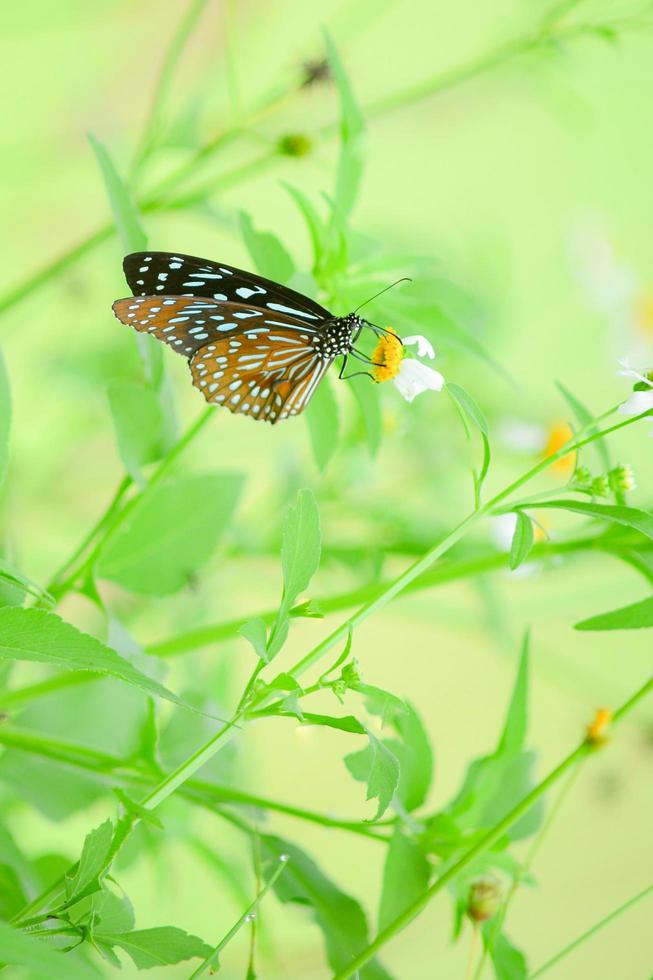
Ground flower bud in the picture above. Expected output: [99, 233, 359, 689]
[278, 134, 312, 157]
[590, 475, 609, 498]
[608, 463, 636, 494]
[467, 878, 501, 922]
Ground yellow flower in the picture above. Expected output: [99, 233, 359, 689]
[586, 707, 612, 746]
[371, 329, 404, 383]
[543, 420, 576, 473]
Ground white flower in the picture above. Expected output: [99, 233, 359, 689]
[392, 335, 444, 403]
[617, 359, 653, 433]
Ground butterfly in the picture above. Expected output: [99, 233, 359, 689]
[112, 251, 381, 424]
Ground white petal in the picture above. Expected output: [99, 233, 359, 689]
[403, 335, 435, 359]
[392, 358, 445, 402]
[618, 390, 653, 415]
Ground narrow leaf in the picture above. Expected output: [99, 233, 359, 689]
[575, 594, 653, 631]
[323, 30, 365, 223]
[530, 500, 653, 540]
[239, 211, 295, 283]
[88, 134, 147, 252]
[509, 512, 534, 571]
[305, 374, 339, 471]
[497, 632, 529, 755]
[556, 381, 610, 471]
[281, 488, 321, 614]
[447, 382, 491, 497]
[350, 375, 383, 456]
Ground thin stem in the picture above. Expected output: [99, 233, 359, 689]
[285, 407, 623, 682]
[146, 531, 650, 657]
[474, 765, 585, 979]
[530, 882, 653, 978]
[44, 476, 132, 600]
[331, 675, 653, 979]
[187, 857, 288, 979]
[2, 12, 643, 320]
[130, 0, 210, 176]
[51, 407, 214, 602]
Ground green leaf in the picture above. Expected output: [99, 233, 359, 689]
[283, 182, 327, 270]
[345, 727, 400, 821]
[358, 684, 408, 724]
[0, 557, 50, 608]
[391, 702, 433, 811]
[447, 383, 491, 498]
[528, 500, 653, 540]
[107, 381, 175, 485]
[378, 829, 430, 931]
[498, 634, 530, 755]
[350, 375, 383, 456]
[509, 512, 534, 571]
[239, 617, 269, 662]
[260, 835, 391, 979]
[556, 382, 610, 472]
[65, 818, 114, 903]
[323, 30, 364, 223]
[97, 926, 211, 970]
[0, 920, 99, 978]
[446, 636, 542, 840]
[305, 374, 340, 471]
[298, 712, 366, 734]
[239, 211, 295, 283]
[0, 349, 10, 489]
[0, 864, 27, 919]
[0, 608, 185, 707]
[267, 488, 321, 658]
[97, 473, 243, 595]
[89, 134, 146, 252]
[483, 929, 528, 980]
[575, 594, 653, 631]
[88, 133, 163, 388]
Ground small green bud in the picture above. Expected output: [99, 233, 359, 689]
[569, 465, 592, 491]
[278, 133, 312, 157]
[340, 659, 361, 689]
[590, 475, 609, 498]
[467, 878, 501, 922]
[608, 463, 637, 494]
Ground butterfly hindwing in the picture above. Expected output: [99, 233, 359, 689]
[123, 251, 332, 320]
[189, 336, 331, 424]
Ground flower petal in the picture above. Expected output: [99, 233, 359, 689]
[403, 335, 435, 359]
[618, 390, 653, 416]
[392, 358, 445, 402]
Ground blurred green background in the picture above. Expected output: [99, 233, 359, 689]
[1, 0, 652, 977]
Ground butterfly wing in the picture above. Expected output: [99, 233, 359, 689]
[123, 251, 331, 320]
[112, 294, 331, 423]
[189, 336, 331, 423]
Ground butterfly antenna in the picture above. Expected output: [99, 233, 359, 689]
[353, 277, 412, 315]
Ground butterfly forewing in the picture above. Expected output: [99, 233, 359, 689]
[123, 251, 331, 320]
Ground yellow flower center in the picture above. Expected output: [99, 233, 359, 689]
[371, 329, 404, 383]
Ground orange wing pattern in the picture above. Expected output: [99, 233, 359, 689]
[112, 294, 330, 423]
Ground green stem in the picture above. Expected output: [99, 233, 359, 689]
[474, 765, 585, 979]
[2, 12, 642, 320]
[146, 532, 649, 657]
[285, 407, 623, 681]
[331, 675, 653, 979]
[130, 0, 210, 177]
[529, 882, 653, 978]
[44, 476, 132, 601]
[187, 857, 288, 979]
[51, 407, 214, 602]
[0, 726, 389, 841]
